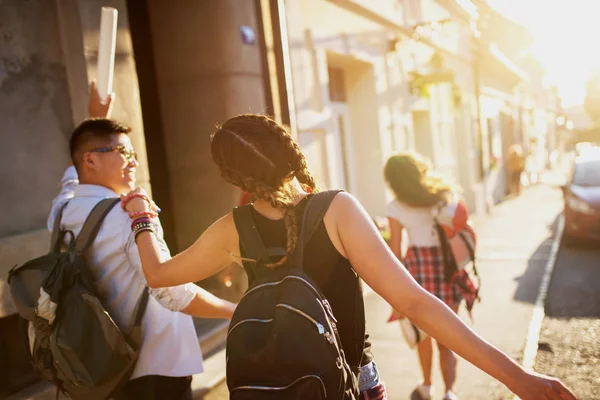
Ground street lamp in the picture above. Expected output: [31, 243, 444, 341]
[566, 120, 574, 131]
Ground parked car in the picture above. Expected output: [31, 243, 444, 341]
[562, 151, 600, 245]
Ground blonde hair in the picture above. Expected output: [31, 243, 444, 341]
[384, 152, 454, 207]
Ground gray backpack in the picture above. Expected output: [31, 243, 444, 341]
[7, 198, 149, 400]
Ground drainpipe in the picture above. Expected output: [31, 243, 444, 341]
[258, 0, 298, 138]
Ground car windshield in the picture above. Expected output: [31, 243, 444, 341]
[573, 160, 600, 187]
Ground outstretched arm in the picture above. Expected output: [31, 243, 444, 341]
[330, 192, 575, 400]
[124, 189, 240, 288]
[124, 224, 236, 319]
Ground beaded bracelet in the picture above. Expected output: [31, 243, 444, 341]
[131, 216, 152, 230]
[134, 226, 155, 240]
[132, 221, 155, 239]
[129, 210, 158, 220]
[121, 193, 152, 211]
[132, 219, 154, 230]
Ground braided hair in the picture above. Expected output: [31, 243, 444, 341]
[210, 114, 318, 268]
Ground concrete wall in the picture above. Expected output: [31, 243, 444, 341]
[0, 0, 150, 316]
[0, 0, 74, 238]
[144, 0, 268, 251]
[0, 0, 74, 314]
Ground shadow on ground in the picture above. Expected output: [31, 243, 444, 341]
[511, 214, 561, 304]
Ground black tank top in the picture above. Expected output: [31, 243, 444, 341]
[238, 195, 374, 369]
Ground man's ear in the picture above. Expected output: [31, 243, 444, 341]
[82, 152, 100, 172]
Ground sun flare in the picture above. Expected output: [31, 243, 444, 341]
[490, 0, 600, 106]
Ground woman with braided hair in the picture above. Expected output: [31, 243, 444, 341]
[123, 114, 576, 400]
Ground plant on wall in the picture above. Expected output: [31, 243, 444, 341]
[409, 72, 430, 99]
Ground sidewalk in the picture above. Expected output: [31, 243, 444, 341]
[8, 183, 564, 400]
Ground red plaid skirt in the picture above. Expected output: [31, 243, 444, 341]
[404, 246, 462, 306]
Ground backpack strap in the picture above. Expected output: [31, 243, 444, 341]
[73, 198, 120, 253]
[73, 197, 149, 349]
[232, 205, 287, 282]
[126, 288, 150, 350]
[233, 204, 266, 260]
[292, 190, 343, 268]
[50, 201, 70, 253]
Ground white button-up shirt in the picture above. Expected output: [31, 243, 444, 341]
[47, 167, 204, 379]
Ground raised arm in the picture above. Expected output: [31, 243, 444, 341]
[47, 166, 79, 230]
[328, 192, 575, 400]
[48, 81, 115, 230]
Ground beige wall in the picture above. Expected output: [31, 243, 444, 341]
[286, 0, 413, 217]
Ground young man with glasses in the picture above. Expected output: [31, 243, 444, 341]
[47, 83, 235, 399]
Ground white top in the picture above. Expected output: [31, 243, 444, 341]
[47, 167, 204, 379]
[386, 199, 440, 247]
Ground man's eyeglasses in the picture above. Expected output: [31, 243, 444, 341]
[89, 146, 138, 162]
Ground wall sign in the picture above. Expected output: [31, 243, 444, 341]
[240, 26, 256, 45]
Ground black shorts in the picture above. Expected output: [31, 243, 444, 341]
[114, 375, 192, 400]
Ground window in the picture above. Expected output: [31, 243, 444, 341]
[328, 67, 347, 103]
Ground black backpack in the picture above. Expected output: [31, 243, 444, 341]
[7, 198, 149, 400]
[226, 190, 358, 399]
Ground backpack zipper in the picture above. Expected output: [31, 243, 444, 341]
[227, 318, 273, 338]
[241, 276, 343, 355]
[230, 374, 327, 397]
[275, 303, 330, 339]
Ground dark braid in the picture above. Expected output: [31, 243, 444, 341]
[240, 114, 319, 191]
[211, 114, 316, 268]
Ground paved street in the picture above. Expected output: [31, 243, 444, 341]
[535, 236, 600, 400]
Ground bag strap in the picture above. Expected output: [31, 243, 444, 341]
[232, 204, 267, 260]
[292, 190, 343, 268]
[232, 205, 288, 282]
[126, 287, 150, 350]
[434, 221, 457, 283]
[50, 201, 70, 253]
[73, 198, 120, 253]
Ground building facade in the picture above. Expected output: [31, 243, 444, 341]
[285, 0, 486, 218]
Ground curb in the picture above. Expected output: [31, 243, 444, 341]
[513, 214, 564, 399]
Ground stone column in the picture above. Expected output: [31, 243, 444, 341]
[145, 0, 268, 250]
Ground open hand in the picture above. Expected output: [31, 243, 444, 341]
[88, 81, 115, 118]
[511, 370, 577, 400]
